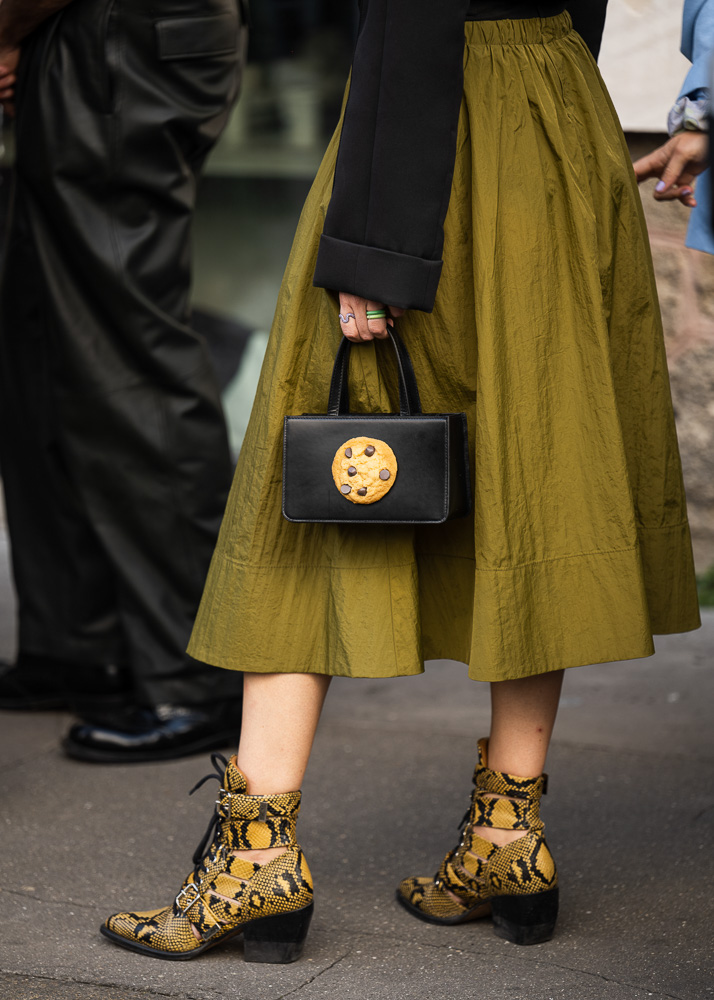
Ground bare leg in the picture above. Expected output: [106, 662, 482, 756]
[399, 668, 564, 933]
[488, 669, 564, 776]
[234, 672, 331, 864]
[475, 669, 564, 848]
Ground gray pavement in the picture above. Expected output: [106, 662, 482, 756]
[1, 511, 713, 1000]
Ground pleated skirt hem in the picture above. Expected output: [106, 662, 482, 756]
[188, 520, 700, 682]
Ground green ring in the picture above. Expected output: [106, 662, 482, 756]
[366, 309, 387, 319]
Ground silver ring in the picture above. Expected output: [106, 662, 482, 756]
[339, 313, 356, 323]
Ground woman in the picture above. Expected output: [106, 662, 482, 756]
[100, 1, 701, 962]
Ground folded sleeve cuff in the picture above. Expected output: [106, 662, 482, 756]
[313, 235, 443, 313]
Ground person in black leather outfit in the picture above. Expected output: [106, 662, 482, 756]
[0, 0, 246, 762]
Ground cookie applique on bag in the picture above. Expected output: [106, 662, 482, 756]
[282, 327, 471, 525]
[331, 437, 398, 503]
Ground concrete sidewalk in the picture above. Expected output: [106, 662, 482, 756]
[1, 607, 713, 1000]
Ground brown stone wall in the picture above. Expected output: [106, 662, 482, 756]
[629, 136, 714, 575]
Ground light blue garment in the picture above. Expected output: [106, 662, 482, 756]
[680, 0, 714, 94]
[680, 0, 714, 253]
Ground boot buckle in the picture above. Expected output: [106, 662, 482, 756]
[175, 883, 201, 913]
[216, 788, 234, 814]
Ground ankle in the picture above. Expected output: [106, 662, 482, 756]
[232, 847, 287, 866]
[472, 825, 527, 848]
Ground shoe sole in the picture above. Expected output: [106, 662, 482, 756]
[396, 888, 558, 944]
[100, 922, 242, 960]
[395, 889, 492, 926]
[61, 731, 237, 764]
[100, 902, 314, 963]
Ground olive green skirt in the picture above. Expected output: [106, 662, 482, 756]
[188, 13, 701, 682]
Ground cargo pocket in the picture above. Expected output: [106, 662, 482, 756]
[154, 12, 241, 61]
[152, 6, 246, 160]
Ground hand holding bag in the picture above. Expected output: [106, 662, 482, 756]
[282, 328, 471, 524]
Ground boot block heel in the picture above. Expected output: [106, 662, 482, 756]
[491, 888, 558, 946]
[243, 903, 314, 964]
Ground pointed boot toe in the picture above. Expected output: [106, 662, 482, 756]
[396, 875, 488, 925]
[101, 754, 313, 962]
[101, 907, 203, 958]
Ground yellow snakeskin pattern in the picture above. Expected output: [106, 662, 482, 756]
[222, 787, 302, 849]
[398, 739, 557, 924]
[104, 757, 313, 956]
[108, 905, 204, 953]
[107, 848, 313, 955]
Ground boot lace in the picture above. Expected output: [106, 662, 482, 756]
[172, 753, 237, 916]
[458, 776, 479, 831]
[189, 752, 230, 865]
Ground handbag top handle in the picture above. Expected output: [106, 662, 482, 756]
[327, 327, 423, 417]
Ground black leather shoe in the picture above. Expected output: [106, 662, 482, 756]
[62, 701, 242, 763]
[0, 653, 131, 712]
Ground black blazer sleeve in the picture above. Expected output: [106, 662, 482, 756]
[313, 1, 608, 314]
[566, 1, 608, 61]
[313, 0, 470, 313]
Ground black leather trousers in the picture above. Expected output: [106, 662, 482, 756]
[0, 0, 246, 707]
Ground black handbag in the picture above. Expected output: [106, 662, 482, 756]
[282, 328, 471, 524]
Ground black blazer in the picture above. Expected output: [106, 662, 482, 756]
[313, 1, 609, 312]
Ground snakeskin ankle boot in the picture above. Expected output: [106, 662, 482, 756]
[397, 738, 558, 945]
[101, 754, 314, 962]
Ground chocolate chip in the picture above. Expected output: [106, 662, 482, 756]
[379, 469, 390, 481]
[357, 487, 367, 496]
[345, 448, 352, 458]
[365, 445, 375, 457]
[348, 466, 357, 476]
[340, 484, 351, 494]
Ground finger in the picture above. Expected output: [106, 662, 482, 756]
[339, 313, 360, 341]
[353, 300, 372, 341]
[676, 170, 697, 189]
[366, 300, 388, 339]
[655, 151, 691, 195]
[338, 309, 359, 341]
[655, 185, 693, 202]
[655, 183, 693, 202]
[656, 174, 696, 203]
[338, 293, 360, 341]
[632, 139, 682, 184]
[387, 305, 405, 329]
[632, 146, 670, 183]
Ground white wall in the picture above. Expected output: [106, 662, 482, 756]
[598, 0, 691, 132]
